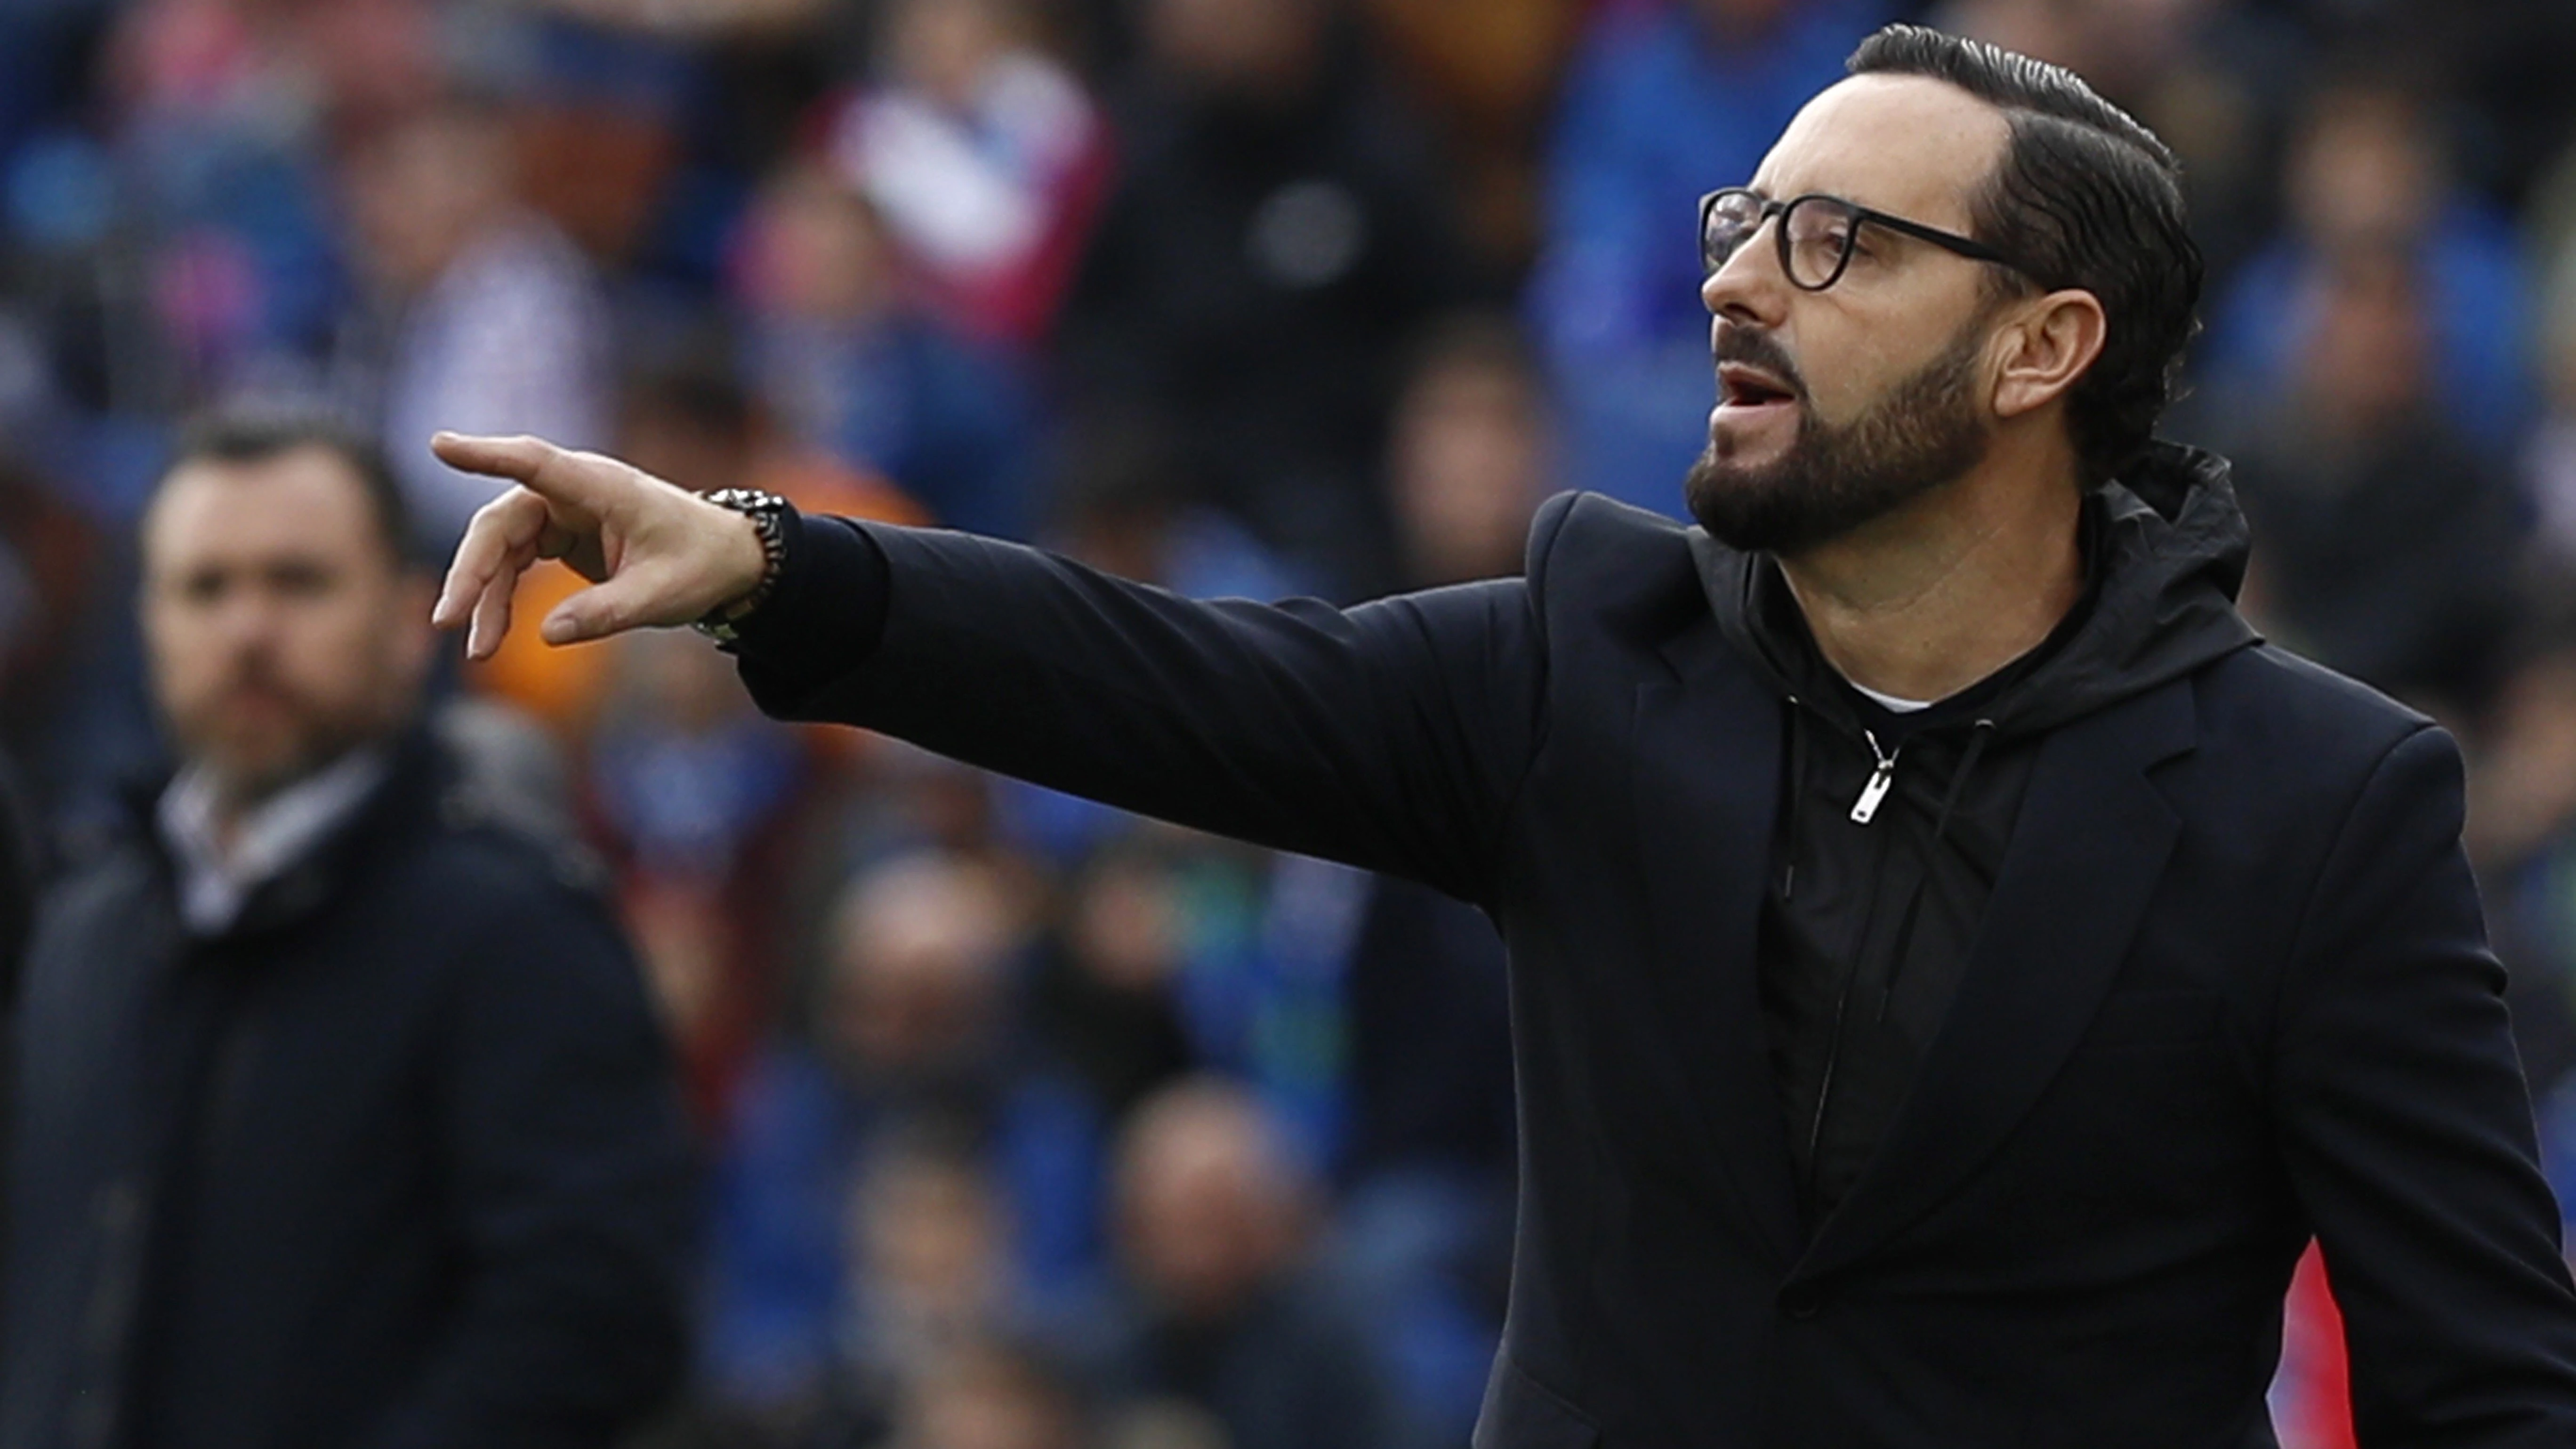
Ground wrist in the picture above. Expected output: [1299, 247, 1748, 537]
[693, 489, 792, 644]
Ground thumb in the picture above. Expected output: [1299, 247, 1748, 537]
[539, 569, 668, 646]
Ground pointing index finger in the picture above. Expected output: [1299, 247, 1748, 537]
[431, 432, 614, 513]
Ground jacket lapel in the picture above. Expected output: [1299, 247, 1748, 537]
[1791, 679, 2195, 1283]
[1632, 621, 1804, 1266]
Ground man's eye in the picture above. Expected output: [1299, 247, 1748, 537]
[271, 562, 337, 597]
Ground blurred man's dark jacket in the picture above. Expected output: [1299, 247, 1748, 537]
[0, 729, 694, 1449]
[716, 441, 2576, 1446]
[0, 756, 34, 1003]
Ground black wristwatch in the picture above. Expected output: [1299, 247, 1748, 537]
[692, 488, 791, 645]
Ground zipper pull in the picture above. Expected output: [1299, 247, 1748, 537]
[1850, 731, 1899, 824]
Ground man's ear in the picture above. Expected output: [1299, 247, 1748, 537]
[1991, 289, 2108, 420]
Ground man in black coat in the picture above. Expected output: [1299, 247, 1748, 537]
[0, 415, 695, 1448]
[429, 25, 2576, 1449]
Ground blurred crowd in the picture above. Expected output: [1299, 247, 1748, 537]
[5, 0, 2576, 1444]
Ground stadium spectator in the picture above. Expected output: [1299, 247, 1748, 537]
[332, 93, 614, 548]
[1385, 311, 1553, 587]
[98, 0, 358, 396]
[1055, 0, 1486, 596]
[1079, 1078, 1398, 1449]
[824, 0, 1114, 350]
[1026, 835, 1199, 1127]
[765, 1129, 1040, 1446]
[2199, 63, 2535, 452]
[701, 851, 1095, 1438]
[2220, 242, 2525, 718]
[733, 159, 1038, 540]
[1351, 0, 1581, 272]
[503, 15, 695, 271]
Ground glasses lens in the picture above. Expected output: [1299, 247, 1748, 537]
[1702, 191, 1766, 276]
[1781, 197, 1860, 290]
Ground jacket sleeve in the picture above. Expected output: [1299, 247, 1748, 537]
[360, 868, 697, 1448]
[730, 501, 1569, 906]
[2272, 724, 2576, 1445]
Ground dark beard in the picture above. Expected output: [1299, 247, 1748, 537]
[1684, 320, 1993, 556]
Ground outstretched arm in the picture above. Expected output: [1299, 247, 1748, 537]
[430, 433, 1556, 902]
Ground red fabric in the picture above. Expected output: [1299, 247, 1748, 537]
[2279, 1243, 2356, 1449]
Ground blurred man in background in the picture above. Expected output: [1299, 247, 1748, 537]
[2221, 242, 2525, 720]
[1055, 0, 1487, 597]
[702, 849, 1076, 1439]
[1089, 1079, 1395, 1449]
[0, 413, 694, 1449]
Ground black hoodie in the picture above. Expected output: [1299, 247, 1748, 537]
[1693, 441, 2262, 1229]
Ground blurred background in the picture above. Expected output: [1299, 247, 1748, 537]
[3, 0, 2576, 1444]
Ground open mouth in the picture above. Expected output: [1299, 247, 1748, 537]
[1718, 364, 1799, 409]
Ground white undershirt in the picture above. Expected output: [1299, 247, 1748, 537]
[159, 749, 388, 935]
[1848, 680, 1936, 714]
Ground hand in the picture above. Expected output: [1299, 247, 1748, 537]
[428, 433, 770, 660]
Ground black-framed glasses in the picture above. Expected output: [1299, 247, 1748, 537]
[1699, 187, 2025, 292]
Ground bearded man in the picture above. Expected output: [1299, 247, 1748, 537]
[0, 414, 693, 1449]
[431, 25, 2576, 1447]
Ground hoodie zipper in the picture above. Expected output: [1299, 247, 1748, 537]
[1802, 727, 1896, 1208]
[1787, 703, 1996, 1212]
[1787, 701, 1904, 1206]
[1849, 730, 1899, 824]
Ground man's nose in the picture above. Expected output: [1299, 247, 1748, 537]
[1701, 226, 1791, 330]
[211, 585, 288, 654]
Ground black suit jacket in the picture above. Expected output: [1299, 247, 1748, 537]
[737, 491, 2576, 1447]
[0, 734, 694, 1449]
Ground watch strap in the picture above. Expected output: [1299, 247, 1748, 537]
[692, 488, 791, 645]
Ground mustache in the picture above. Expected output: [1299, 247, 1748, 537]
[208, 659, 306, 709]
[1714, 325, 1807, 398]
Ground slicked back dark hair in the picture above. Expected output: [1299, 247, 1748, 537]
[1847, 24, 2204, 487]
[158, 408, 421, 571]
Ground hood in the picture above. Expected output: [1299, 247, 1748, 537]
[1694, 439, 2262, 739]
